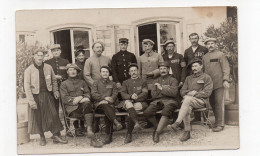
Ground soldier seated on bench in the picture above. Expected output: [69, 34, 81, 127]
[143, 62, 179, 143]
[60, 63, 103, 148]
[167, 58, 213, 142]
[91, 66, 123, 145]
[118, 63, 148, 144]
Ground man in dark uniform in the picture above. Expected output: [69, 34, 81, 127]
[120, 63, 148, 144]
[45, 44, 70, 112]
[91, 66, 122, 145]
[111, 38, 137, 129]
[183, 33, 208, 123]
[143, 62, 179, 143]
[202, 38, 230, 132]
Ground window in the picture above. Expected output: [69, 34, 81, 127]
[137, 22, 181, 56]
[51, 28, 92, 63]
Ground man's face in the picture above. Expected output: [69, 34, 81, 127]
[143, 42, 153, 53]
[76, 52, 85, 63]
[206, 41, 217, 52]
[159, 66, 169, 76]
[100, 68, 109, 79]
[191, 62, 203, 74]
[129, 66, 138, 79]
[34, 52, 44, 64]
[189, 35, 199, 46]
[119, 43, 128, 51]
[67, 68, 78, 78]
[166, 43, 175, 54]
[93, 43, 103, 56]
[51, 48, 61, 58]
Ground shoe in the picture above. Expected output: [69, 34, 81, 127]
[133, 123, 142, 131]
[103, 134, 112, 145]
[153, 131, 159, 143]
[90, 137, 103, 148]
[53, 136, 68, 144]
[39, 136, 46, 146]
[66, 131, 74, 137]
[75, 129, 85, 137]
[124, 133, 132, 144]
[180, 131, 190, 142]
[167, 122, 180, 132]
[114, 122, 123, 131]
[213, 126, 224, 132]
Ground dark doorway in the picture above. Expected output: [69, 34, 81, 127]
[53, 30, 72, 63]
[138, 24, 158, 56]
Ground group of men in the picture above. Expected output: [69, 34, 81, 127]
[44, 33, 230, 148]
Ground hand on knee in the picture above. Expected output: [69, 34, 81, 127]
[125, 100, 134, 109]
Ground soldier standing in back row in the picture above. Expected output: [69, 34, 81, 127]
[45, 44, 70, 113]
[111, 38, 137, 129]
[202, 37, 230, 132]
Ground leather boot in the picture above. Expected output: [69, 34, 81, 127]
[53, 135, 68, 144]
[167, 122, 180, 132]
[84, 114, 95, 138]
[103, 133, 112, 145]
[39, 135, 46, 146]
[213, 126, 224, 132]
[114, 119, 123, 131]
[124, 133, 132, 144]
[180, 131, 190, 142]
[153, 131, 159, 143]
[90, 137, 103, 148]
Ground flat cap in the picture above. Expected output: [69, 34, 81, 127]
[158, 62, 170, 68]
[204, 37, 217, 45]
[50, 44, 61, 50]
[142, 39, 155, 45]
[66, 63, 81, 72]
[188, 58, 203, 67]
[100, 65, 112, 76]
[127, 63, 139, 71]
[164, 40, 175, 47]
[75, 49, 85, 57]
[119, 38, 129, 43]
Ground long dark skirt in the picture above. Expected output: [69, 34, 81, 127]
[28, 91, 64, 134]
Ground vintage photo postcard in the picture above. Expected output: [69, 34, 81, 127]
[16, 7, 239, 154]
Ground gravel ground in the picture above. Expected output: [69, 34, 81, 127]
[18, 123, 239, 154]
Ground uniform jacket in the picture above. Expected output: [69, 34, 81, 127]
[75, 60, 85, 80]
[45, 57, 70, 83]
[83, 55, 111, 87]
[202, 50, 230, 90]
[139, 51, 164, 88]
[91, 78, 118, 108]
[162, 52, 186, 83]
[180, 71, 213, 105]
[111, 50, 137, 84]
[60, 77, 91, 114]
[151, 75, 179, 106]
[120, 78, 148, 104]
[24, 63, 59, 106]
[184, 45, 208, 76]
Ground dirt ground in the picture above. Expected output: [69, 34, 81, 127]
[18, 122, 239, 154]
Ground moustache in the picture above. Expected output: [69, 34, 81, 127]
[192, 69, 197, 72]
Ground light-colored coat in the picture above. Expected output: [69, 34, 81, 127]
[24, 63, 58, 106]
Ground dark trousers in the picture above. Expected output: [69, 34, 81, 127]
[209, 87, 225, 127]
[96, 104, 116, 134]
[144, 102, 177, 118]
[53, 97, 60, 114]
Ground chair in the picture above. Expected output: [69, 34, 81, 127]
[60, 98, 82, 145]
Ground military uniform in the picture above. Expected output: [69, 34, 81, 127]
[202, 49, 230, 127]
[91, 77, 119, 137]
[45, 57, 70, 112]
[75, 60, 85, 80]
[111, 51, 137, 84]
